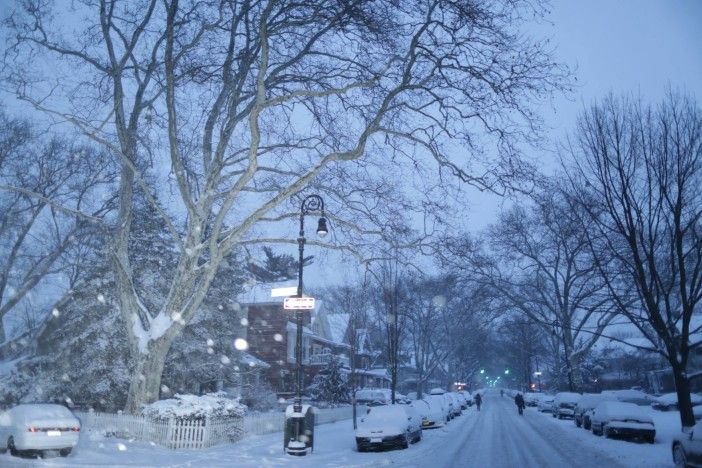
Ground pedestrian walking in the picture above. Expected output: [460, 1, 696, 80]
[514, 393, 525, 415]
[474, 392, 482, 411]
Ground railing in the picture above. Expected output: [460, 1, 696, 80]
[75, 405, 357, 450]
[305, 353, 350, 367]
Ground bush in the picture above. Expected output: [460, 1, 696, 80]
[141, 392, 247, 420]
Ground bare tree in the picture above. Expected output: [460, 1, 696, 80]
[367, 255, 409, 404]
[444, 186, 616, 391]
[0, 112, 114, 343]
[3, 0, 568, 412]
[565, 92, 702, 428]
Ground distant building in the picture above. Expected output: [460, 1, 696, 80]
[239, 281, 388, 396]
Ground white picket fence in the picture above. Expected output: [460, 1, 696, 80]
[75, 405, 357, 450]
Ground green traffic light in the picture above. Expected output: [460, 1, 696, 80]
[480, 369, 485, 374]
[504, 369, 510, 375]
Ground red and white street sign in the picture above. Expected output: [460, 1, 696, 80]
[284, 296, 315, 310]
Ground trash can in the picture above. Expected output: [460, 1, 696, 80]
[284, 404, 314, 455]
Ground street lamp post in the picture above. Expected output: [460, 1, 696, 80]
[294, 194, 327, 413]
[286, 194, 327, 456]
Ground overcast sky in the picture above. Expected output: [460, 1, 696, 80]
[1, 1, 701, 291]
[464, 0, 702, 234]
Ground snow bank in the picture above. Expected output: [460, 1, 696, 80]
[141, 392, 247, 420]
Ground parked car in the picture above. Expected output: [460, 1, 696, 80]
[574, 393, 617, 429]
[590, 401, 655, 443]
[0, 404, 80, 457]
[672, 421, 702, 467]
[355, 389, 409, 406]
[537, 394, 556, 413]
[653, 392, 702, 412]
[460, 391, 474, 407]
[524, 393, 541, 407]
[413, 399, 445, 429]
[447, 393, 462, 417]
[552, 392, 581, 419]
[424, 395, 451, 424]
[602, 389, 654, 406]
[454, 392, 468, 410]
[355, 404, 422, 452]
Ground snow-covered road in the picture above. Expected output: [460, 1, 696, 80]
[0, 392, 676, 467]
[442, 393, 627, 468]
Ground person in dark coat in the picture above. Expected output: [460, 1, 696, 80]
[515, 393, 525, 415]
[474, 392, 482, 411]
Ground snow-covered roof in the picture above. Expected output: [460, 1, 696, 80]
[238, 352, 270, 369]
[326, 313, 349, 344]
[236, 280, 296, 305]
[364, 368, 390, 378]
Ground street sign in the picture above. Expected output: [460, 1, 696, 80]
[271, 286, 298, 297]
[284, 296, 315, 310]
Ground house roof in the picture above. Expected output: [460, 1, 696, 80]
[326, 313, 350, 344]
[236, 280, 296, 305]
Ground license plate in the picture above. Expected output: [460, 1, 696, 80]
[47, 431, 61, 437]
[370, 438, 382, 443]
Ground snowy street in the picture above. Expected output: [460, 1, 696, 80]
[0, 392, 681, 467]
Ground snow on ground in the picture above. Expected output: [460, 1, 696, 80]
[529, 400, 681, 467]
[0, 391, 682, 467]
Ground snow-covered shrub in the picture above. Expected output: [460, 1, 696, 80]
[240, 379, 278, 412]
[141, 392, 247, 421]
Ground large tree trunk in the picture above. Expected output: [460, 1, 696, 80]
[672, 363, 696, 429]
[125, 340, 171, 414]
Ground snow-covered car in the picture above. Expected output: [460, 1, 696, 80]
[356, 389, 408, 406]
[602, 389, 654, 406]
[590, 401, 655, 443]
[537, 394, 555, 413]
[424, 395, 451, 424]
[523, 393, 541, 407]
[460, 391, 473, 407]
[447, 393, 462, 417]
[551, 392, 581, 419]
[356, 389, 391, 406]
[356, 404, 422, 452]
[652, 392, 702, 411]
[672, 420, 702, 468]
[574, 393, 617, 429]
[0, 404, 80, 457]
[413, 399, 445, 429]
[429, 388, 446, 395]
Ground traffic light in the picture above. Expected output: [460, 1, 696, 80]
[504, 369, 510, 375]
[480, 369, 485, 374]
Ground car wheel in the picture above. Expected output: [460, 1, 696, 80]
[401, 433, 410, 449]
[673, 443, 688, 468]
[604, 426, 611, 438]
[592, 425, 600, 436]
[8, 436, 18, 456]
[59, 448, 72, 457]
[646, 435, 655, 444]
[575, 419, 582, 428]
[356, 443, 365, 453]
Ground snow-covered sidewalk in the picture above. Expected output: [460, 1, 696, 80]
[0, 407, 478, 467]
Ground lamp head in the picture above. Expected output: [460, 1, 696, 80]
[316, 217, 328, 237]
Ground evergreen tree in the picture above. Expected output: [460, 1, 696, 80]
[307, 356, 349, 405]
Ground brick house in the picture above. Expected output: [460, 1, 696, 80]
[239, 282, 388, 396]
